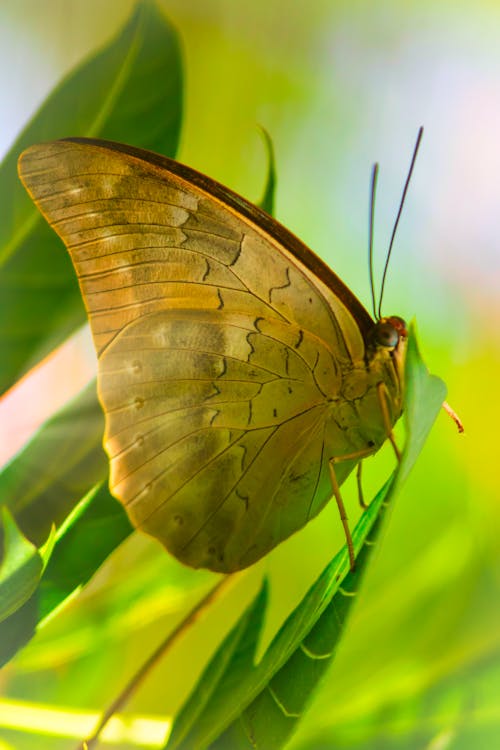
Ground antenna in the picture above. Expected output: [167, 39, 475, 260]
[368, 163, 379, 320]
[377, 126, 424, 319]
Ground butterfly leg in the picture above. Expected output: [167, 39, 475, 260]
[328, 445, 378, 571]
[376, 381, 401, 460]
[357, 462, 368, 509]
[330, 381, 402, 569]
[442, 400, 464, 433]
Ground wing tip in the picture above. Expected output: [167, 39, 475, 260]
[17, 139, 87, 183]
[18, 140, 59, 187]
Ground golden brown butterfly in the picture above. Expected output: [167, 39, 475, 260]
[18, 137, 410, 573]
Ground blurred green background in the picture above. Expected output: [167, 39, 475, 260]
[0, 1, 498, 748]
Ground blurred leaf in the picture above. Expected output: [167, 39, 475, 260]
[0, 379, 134, 662]
[0, 0, 183, 394]
[257, 127, 277, 215]
[0, 594, 38, 670]
[0, 482, 132, 666]
[0, 508, 45, 623]
[0, 380, 107, 545]
[166, 327, 446, 750]
[293, 655, 500, 750]
[38, 481, 132, 623]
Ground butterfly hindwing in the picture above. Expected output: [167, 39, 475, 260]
[98, 307, 342, 570]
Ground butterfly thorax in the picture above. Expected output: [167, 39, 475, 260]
[326, 315, 407, 458]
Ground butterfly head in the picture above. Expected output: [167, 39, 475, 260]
[369, 315, 407, 403]
[372, 315, 407, 349]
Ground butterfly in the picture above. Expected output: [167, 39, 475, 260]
[17, 135, 418, 573]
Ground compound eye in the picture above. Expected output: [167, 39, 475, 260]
[374, 320, 400, 348]
[387, 316, 408, 336]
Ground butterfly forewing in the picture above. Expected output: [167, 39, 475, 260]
[18, 139, 396, 572]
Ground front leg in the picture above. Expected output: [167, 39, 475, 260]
[329, 381, 402, 570]
[328, 445, 378, 571]
[377, 381, 401, 460]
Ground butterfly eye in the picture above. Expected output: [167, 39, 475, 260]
[386, 315, 407, 337]
[373, 320, 401, 349]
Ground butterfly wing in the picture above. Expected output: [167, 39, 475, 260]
[18, 139, 376, 572]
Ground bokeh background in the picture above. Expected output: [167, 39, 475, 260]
[0, 1, 499, 748]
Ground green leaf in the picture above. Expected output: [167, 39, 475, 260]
[0, 482, 132, 666]
[166, 327, 446, 750]
[0, 380, 107, 545]
[211, 518, 387, 749]
[38, 481, 132, 624]
[293, 655, 500, 750]
[0, 508, 44, 623]
[394, 322, 447, 492]
[0, 378, 134, 663]
[0, 0, 183, 394]
[257, 127, 277, 216]
[167, 489, 389, 750]
[169, 584, 270, 750]
[0, 593, 38, 671]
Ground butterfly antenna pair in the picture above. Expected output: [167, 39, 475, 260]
[368, 126, 424, 321]
[367, 127, 464, 435]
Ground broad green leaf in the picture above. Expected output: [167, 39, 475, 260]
[0, 0, 183, 393]
[166, 327, 446, 750]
